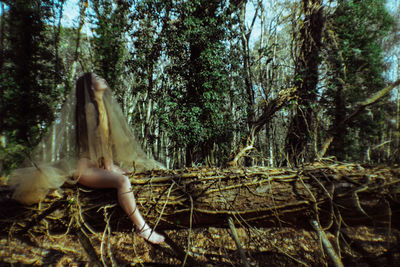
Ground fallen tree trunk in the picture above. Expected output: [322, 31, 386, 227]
[1, 162, 400, 234]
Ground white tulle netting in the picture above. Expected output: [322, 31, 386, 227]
[8, 73, 164, 205]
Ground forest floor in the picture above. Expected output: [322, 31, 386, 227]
[1, 163, 400, 266]
[1, 225, 399, 266]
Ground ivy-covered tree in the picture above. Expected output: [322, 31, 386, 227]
[323, 0, 394, 161]
[162, 0, 233, 166]
[285, 0, 324, 164]
[0, 0, 61, 171]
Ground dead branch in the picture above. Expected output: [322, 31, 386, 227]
[229, 87, 297, 166]
[228, 216, 250, 267]
[317, 79, 400, 159]
[310, 219, 344, 267]
[75, 227, 102, 267]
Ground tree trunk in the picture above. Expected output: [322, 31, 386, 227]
[2, 163, 399, 233]
[0, 2, 4, 135]
[317, 79, 400, 159]
[53, 0, 64, 87]
[285, 0, 324, 165]
[331, 80, 346, 160]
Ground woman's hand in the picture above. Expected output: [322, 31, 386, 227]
[100, 157, 128, 175]
[102, 157, 114, 171]
[111, 164, 128, 175]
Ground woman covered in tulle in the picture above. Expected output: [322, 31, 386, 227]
[8, 73, 165, 244]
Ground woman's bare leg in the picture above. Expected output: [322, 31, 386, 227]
[75, 162, 164, 244]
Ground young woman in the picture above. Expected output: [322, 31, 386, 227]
[9, 73, 165, 244]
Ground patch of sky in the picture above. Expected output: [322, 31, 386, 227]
[384, 0, 400, 82]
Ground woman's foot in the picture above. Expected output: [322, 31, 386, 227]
[136, 224, 165, 244]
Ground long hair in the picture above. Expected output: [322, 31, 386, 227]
[75, 73, 99, 153]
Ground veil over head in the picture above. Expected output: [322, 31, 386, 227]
[8, 72, 164, 205]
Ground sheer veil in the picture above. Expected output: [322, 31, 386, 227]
[8, 73, 164, 205]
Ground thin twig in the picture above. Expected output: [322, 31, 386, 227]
[182, 195, 194, 267]
[75, 227, 102, 267]
[310, 219, 344, 267]
[228, 217, 250, 267]
[152, 182, 174, 233]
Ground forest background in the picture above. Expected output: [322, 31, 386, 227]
[0, 0, 400, 173]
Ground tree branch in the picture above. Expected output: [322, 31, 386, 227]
[318, 79, 400, 159]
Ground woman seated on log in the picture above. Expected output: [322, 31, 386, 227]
[8, 73, 165, 244]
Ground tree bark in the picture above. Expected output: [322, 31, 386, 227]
[285, 0, 324, 165]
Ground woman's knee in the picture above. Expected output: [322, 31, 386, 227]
[115, 175, 131, 190]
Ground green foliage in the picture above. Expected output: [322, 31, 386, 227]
[0, 0, 63, 172]
[91, 0, 130, 103]
[127, 0, 167, 95]
[0, 136, 26, 175]
[1, 0, 396, 170]
[324, 0, 394, 161]
[160, 0, 233, 165]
